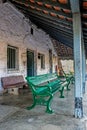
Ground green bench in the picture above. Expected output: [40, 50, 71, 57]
[25, 73, 70, 114]
[58, 70, 74, 90]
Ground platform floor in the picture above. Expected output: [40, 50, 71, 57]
[0, 84, 87, 130]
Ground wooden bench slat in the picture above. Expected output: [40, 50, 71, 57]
[25, 72, 72, 113]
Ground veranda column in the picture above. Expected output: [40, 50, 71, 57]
[70, 0, 83, 118]
[82, 40, 86, 94]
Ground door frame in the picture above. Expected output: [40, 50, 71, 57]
[27, 49, 37, 76]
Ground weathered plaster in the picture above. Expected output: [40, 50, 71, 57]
[0, 2, 57, 91]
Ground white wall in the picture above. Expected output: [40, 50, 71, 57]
[0, 3, 57, 91]
[61, 60, 74, 73]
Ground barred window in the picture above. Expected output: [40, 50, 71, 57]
[7, 45, 18, 70]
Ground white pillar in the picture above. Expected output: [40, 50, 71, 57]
[82, 40, 86, 94]
[70, 0, 83, 118]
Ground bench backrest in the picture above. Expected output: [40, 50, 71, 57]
[26, 73, 58, 92]
[1, 75, 25, 89]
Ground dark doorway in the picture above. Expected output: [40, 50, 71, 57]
[27, 50, 34, 76]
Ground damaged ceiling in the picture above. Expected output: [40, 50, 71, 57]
[7, 0, 87, 59]
[52, 39, 73, 59]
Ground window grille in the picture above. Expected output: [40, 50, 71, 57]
[7, 45, 18, 70]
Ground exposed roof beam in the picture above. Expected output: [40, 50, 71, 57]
[12, 0, 70, 10]
[34, 0, 71, 9]
[28, 14, 73, 34]
[26, 2, 72, 18]
[13, 2, 72, 27]
[27, 10, 72, 29]
[32, 19, 73, 38]
[46, 30, 73, 48]
[83, 28, 87, 32]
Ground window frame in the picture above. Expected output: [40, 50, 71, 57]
[7, 45, 19, 71]
[38, 53, 45, 69]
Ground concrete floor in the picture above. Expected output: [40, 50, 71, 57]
[0, 84, 87, 130]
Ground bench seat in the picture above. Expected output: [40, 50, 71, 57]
[25, 73, 70, 113]
[1, 75, 27, 89]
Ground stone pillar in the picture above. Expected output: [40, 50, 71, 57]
[82, 41, 86, 94]
[73, 13, 83, 118]
[70, 0, 83, 118]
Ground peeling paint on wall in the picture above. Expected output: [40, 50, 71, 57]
[0, 2, 57, 91]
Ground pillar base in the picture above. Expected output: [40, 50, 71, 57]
[75, 97, 83, 118]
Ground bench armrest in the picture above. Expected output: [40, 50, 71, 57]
[35, 84, 52, 92]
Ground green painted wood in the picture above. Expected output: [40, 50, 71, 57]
[25, 73, 72, 113]
[60, 70, 74, 90]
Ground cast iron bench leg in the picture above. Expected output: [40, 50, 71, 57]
[66, 80, 71, 91]
[59, 87, 65, 98]
[46, 93, 54, 114]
